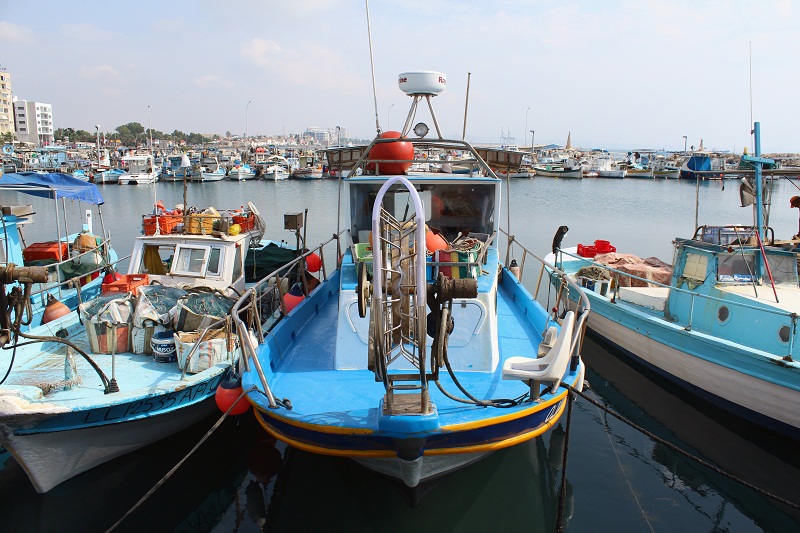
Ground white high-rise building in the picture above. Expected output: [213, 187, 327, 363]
[14, 99, 54, 145]
[0, 69, 13, 138]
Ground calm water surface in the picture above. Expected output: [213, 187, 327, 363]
[1, 177, 799, 532]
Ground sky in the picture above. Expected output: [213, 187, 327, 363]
[1, 1, 798, 152]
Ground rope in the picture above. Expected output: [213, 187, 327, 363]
[106, 385, 256, 533]
[562, 384, 800, 511]
[555, 389, 573, 533]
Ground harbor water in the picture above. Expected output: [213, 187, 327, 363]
[1, 177, 799, 532]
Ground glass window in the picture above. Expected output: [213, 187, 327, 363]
[232, 245, 243, 281]
[766, 253, 797, 285]
[717, 253, 755, 283]
[171, 245, 210, 276]
[207, 247, 221, 275]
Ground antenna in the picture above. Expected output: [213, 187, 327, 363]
[365, 0, 381, 135]
[749, 41, 754, 153]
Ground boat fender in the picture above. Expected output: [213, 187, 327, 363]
[509, 259, 521, 280]
[42, 294, 70, 324]
[305, 252, 321, 273]
[283, 283, 305, 313]
[215, 370, 251, 415]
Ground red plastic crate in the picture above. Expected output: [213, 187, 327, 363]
[142, 215, 182, 235]
[232, 214, 255, 231]
[102, 274, 149, 294]
[577, 240, 616, 258]
[23, 241, 68, 263]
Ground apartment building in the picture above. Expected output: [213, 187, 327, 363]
[14, 98, 54, 145]
[0, 69, 13, 138]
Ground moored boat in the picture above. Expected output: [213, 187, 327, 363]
[118, 154, 158, 184]
[0, 198, 281, 493]
[234, 71, 590, 488]
[227, 163, 256, 181]
[548, 123, 800, 439]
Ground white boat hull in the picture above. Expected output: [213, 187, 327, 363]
[578, 299, 800, 433]
[353, 451, 490, 487]
[0, 399, 216, 493]
[118, 172, 158, 185]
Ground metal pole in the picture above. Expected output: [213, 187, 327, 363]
[462, 72, 471, 140]
[245, 100, 252, 141]
[388, 104, 394, 131]
[525, 107, 530, 148]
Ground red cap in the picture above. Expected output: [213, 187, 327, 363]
[791, 196, 800, 208]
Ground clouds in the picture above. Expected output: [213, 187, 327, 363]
[241, 38, 284, 69]
[1, 2, 797, 150]
[0, 21, 33, 43]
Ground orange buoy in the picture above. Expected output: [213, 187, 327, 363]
[305, 252, 321, 273]
[425, 229, 447, 253]
[215, 371, 251, 415]
[283, 283, 305, 313]
[367, 131, 414, 175]
[42, 294, 70, 324]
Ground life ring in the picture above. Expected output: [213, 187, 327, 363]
[1, 144, 12, 155]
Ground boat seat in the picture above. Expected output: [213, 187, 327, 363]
[501, 311, 575, 393]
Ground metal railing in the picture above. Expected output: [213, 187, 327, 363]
[556, 248, 798, 360]
[501, 228, 592, 372]
[230, 232, 344, 407]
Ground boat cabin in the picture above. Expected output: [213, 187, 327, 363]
[666, 225, 799, 357]
[128, 232, 248, 294]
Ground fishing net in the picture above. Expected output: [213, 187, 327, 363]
[174, 291, 236, 332]
[134, 285, 187, 327]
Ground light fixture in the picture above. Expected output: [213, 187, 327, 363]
[413, 122, 429, 138]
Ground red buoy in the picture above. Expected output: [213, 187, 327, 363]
[103, 269, 122, 285]
[42, 294, 70, 324]
[305, 252, 321, 273]
[283, 283, 305, 313]
[215, 371, 251, 415]
[367, 131, 414, 175]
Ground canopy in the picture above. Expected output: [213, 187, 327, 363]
[0, 172, 105, 205]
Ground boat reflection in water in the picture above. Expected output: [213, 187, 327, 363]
[0, 410, 573, 532]
[577, 335, 800, 532]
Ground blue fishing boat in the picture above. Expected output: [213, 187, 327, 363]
[0, 172, 115, 323]
[549, 122, 800, 439]
[233, 71, 590, 488]
[0, 197, 278, 492]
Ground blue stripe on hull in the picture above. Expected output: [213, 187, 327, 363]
[254, 395, 565, 455]
[4, 371, 227, 435]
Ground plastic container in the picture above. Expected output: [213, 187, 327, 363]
[151, 330, 177, 363]
[102, 274, 149, 294]
[232, 214, 255, 231]
[577, 240, 617, 258]
[142, 215, 182, 235]
[23, 241, 68, 263]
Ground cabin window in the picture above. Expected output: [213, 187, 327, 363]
[140, 244, 175, 275]
[207, 247, 222, 276]
[765, 254, 797, 285]
[171, 245, 211, 277]
[232, 245, 243, 281]
[717, 253, 755, 283]
[682, 252, 708, 282]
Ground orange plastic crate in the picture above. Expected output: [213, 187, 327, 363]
[102, 274, 149, 294]
[142, 215, 182, 235]
[232, 214, 255, 231]
[23, 241, 68, 262]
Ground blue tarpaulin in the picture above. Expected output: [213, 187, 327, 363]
[0, 172, 105, 205]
